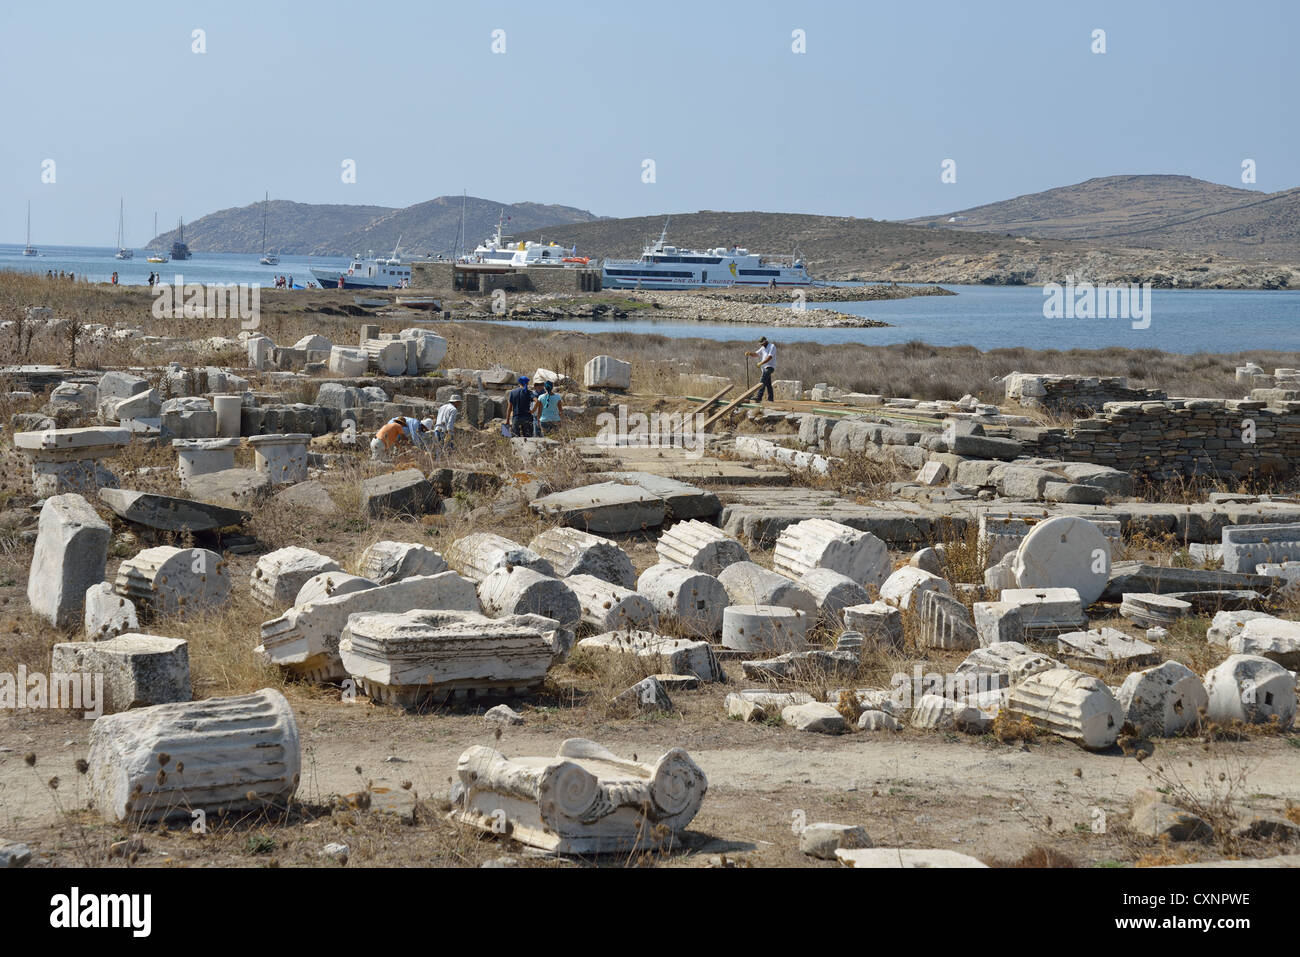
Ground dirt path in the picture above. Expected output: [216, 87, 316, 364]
[5, 694, 1297, 867]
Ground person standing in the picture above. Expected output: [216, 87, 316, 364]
[534, 381, 563, 436]
[746, 336, 776, 403]
[506, 376, 535, 439]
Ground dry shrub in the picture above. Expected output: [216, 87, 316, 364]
[988, 845, 1078, 868]
[991, 711, 1039, 743]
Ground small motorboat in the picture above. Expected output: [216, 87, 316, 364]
[395, 297, 442, 310]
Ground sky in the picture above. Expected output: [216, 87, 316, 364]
[4, 0, 1297, 244]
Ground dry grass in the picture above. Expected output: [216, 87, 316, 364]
[4, 273, 1284, 408]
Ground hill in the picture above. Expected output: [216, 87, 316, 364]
[149, 196, 603, 258]
[508, 210, 1086, 278]
[904, 174, 1300, 261]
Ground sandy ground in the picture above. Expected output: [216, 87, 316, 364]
[4, 689, 1297, 868]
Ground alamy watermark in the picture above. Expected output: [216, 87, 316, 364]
[888, 665, 1002, 710]
[595, 404, 708, 458]
[152, 274, 260, 328]
[1, 666, 104, 719]
[1043, 276, 1151, 329]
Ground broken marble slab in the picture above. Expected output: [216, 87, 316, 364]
[596, 471, 721, 521]
[1228, 617, 1300, 669]
[452, 738, 707, 854]
[782, 701, 846, 734]
[1100, 562, 1274, 603]
[50, 633, 190, 713]
[257, 571, 479, 682]
[577, 631, 724, 682]
[182, 468, 273, 509]
[98, 488, 249, 534]
[1055, 627, 1159, 667]
[1206, 609, 1276, 647]
[955, 641, 1054, 690]
[1221, 522, 1300, 574]
[611, 675, 674, 713]
[530, 482, 667, 533]
[1119, 593, 1193, 628]
[87, 688, 300, 823]
[725, 689, 814, 722]
[339, 609, 557, 706]
[1164, 589, 1265, 613]
[800, 823, 873, 860]
[27, 493, 111, 629]
[740, 649, 860, 682]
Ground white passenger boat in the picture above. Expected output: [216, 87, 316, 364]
[601, 220, 811, 289]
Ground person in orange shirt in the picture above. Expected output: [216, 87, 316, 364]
[370, 418, 409, 461]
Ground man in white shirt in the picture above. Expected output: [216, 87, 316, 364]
[746, 336, 776, 402]
[433, 395, 462, 453]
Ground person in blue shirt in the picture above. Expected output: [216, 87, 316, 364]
[505, 376, 535, 439]
[533, 381, 564, 436]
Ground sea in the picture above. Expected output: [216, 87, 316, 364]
[0, 243, 349, 290]
[3, 244, 1297, 354]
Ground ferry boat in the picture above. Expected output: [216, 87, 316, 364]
[310, 239, 411, 289]
[601, 220, 811, 289]
[465, 212, 584, 267]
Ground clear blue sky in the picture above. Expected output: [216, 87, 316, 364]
[5, 0, 1296, 244]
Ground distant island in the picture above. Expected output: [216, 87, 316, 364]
[156, 175, 1300, 290]
[148, 196, 604, 259]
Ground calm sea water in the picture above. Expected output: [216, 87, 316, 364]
[488, 284, 1300, 354]
[0, 243, 350, 288]
[4, 246, 1297, 353]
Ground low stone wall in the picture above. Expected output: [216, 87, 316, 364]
[1005, 373, 1165, 413]
[410, 261, 601, 295]
[1017, 398, 1300, 482]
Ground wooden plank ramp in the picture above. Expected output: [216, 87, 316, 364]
[685, 384, 733, 418]
[702, 380, 766, 432]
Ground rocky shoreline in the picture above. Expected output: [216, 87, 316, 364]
[836, 243, 1300, 290]
[448, 289, 898, 328]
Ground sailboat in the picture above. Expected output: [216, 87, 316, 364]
[258, 192, 278, 265]
[170, 217, 191, 261]
[146, 212, 167, 262]
[22, 202, 38, 256]
[115, 198, 133, 259]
